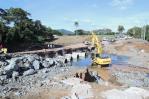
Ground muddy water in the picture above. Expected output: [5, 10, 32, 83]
[72, 54, 129, 67]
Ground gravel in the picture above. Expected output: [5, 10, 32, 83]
[112, 71, 149, 87]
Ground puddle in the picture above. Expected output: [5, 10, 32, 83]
[72, 54, 129, 67]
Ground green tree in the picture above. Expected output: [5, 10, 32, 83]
[0, 7, 60, 51]
[127, 26, 142, 38]
[118, 25, 125, 34]
[52, 30, 63, 36]
[75, 29, 85, 35]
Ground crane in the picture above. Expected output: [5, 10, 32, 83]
[91, 32, 111, 67]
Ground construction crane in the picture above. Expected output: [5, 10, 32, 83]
[91, 32, 111, 67]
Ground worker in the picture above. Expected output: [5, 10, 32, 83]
[70, 56, 73, 66]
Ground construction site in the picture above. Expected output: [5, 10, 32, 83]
[0, 34, 149, 99]
[1, 1, 149, 99]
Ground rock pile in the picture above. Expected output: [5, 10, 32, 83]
[0, 54, 57, 79]
[0, 52, 86, 97]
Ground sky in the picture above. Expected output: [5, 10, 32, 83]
[0, 0, 149, 32]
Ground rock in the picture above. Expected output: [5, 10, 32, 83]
[22, 58, 28, 63]
[42, 61, 50, 68]
[0, 75, 7, 81]
[4, 58, 17, 71]
[14, 91, 22, 96]
[45, 58, 54, 65]
[49, 60, 54, 65]
[27, 56, 35, 62]
[12, 71, 19, 78]
[23, 61, 31, 69]
[13, 64, 20, 72]
[32, 60, 40, 70]
[0, 69, 4, 76]
[0, 61, 8, 67]
[0, 61, 4, 67]
[0, 75, 7, 85]
[38, 68, 49, 74]
[23, 69, 36, 76]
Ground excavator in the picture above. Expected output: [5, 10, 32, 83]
[91, 32, 111, 67]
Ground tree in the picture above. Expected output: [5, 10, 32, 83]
[52, 30, 63, 36]
[74, 21, 79, 35]
[118, 25, 125, 34]
[34, 20, 43, 35]
[127, 26, 142, 38]
[75, 29, 85, 35]
[0, 7, 65, 51]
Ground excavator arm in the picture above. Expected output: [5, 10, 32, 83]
[91, 32, 102, 56]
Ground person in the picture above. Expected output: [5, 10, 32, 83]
[75, 73, 79, 78]
[70, 56, 73, 66]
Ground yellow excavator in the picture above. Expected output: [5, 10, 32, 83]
[91, 32, 111, 67]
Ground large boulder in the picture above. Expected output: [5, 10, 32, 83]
[32, 60, 40, 70]
[27, 55, 35, 62]
[42, 60, 50, 68]
[23, 69, 36, 76]
[45, 58, 54, 65]
[4, 58, 17, 71]
[23, 61, 31, 69]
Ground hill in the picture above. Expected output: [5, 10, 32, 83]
[57, 29, 74, 35]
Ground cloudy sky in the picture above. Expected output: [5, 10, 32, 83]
[1, 0, 149, 31]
